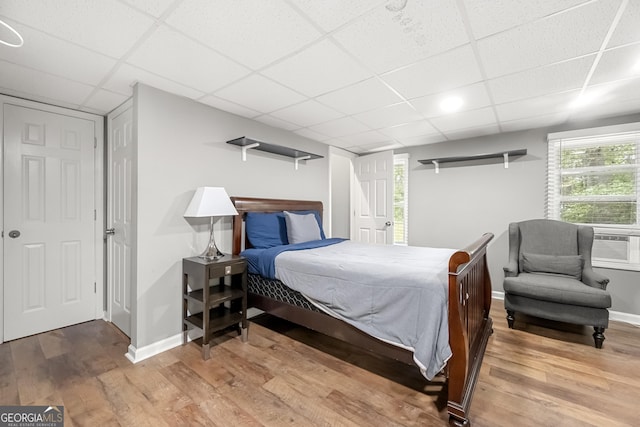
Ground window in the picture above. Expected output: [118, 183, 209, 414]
[394, 154, 409, 245]
[547, 123, 640, 270]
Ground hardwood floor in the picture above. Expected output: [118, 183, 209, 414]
[1, 300, 638, 426]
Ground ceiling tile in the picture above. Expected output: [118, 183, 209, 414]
[569, 77, 640, 119]
[254, 114, 300, 131]
[608, 0, 640, 47]
[353, 102, 422, 128]
[410, 82, 492, 118]
[500, 113, 570, 133]
[290, 0, 382, 32]
[590, 43, 640, 85]
[120, 0, 175, 17]
[127, 25, 250, 93]
[379, 120, 438, 139]
[166, 0, 321, 70]
[0, 60, 93, 106]
[338, 130, 390, 145]
[262, 39, 371, 97]
[103, 63, 205, 99]
[495, 90, 580, 122]
[396, 133, 446, 146]
[82, 89, 130, 113]
[430, 107, 498, 133]
[308, 116, 370, 138]
[269, 100, 344, 127]
[478, 0, 618, 78]
[214, 74, 306, 113]
[463, 0, 590, 39]
[294, 127, 331, 141]
[440, 124, 501, 141]
[0, 19, 117, 85]
[333, 0, 468, 73]
[569, 97, 640, 122]
[316, 77, 403, 115]
[381, 45, 482, 100]
[0, 0, 154, 57]
[489, 56, 594, 104]
[199, 95, 261, 119]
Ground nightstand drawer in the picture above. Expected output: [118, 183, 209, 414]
[207, 260, 245, 277]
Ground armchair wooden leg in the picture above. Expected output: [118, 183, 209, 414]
[506, 310, 515, 329]
[593, 327, 605, 349]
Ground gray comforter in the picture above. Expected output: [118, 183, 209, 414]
[275, 240, 455, 380]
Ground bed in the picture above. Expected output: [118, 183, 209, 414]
[231, 196, 493, 427]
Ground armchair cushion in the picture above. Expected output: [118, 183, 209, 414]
[504, 273, 611, 309]
[521, 252, 583, 280]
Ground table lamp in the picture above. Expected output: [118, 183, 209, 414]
[184, 187, 238, 260]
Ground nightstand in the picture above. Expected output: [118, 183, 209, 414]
[182, 255, 248, 359]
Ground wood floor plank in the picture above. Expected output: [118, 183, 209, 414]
[10, 334, 57, 404]
[262, 375, 361, 427]
[0, 338, 19, 404]
[98, 369, 170, 427]
[58, 377, 120, 427]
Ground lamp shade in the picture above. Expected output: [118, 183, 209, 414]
[183, 187, 238, 218]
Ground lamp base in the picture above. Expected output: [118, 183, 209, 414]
[199, 218, 226, 261]
[198, 251, 225, 261]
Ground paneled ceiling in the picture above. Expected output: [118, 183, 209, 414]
[1, 0, 639, 154]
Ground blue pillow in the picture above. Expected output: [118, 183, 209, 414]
[245, 210, 325, 248]
[245, 212, 288, 248]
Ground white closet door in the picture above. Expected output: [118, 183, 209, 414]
[107, 102, 133, 337]
[3, 104, 97, 341]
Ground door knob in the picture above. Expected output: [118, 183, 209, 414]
[105, 228, 115, 235]
[8, 230, 21, 238]
[385, 221, 392, 226]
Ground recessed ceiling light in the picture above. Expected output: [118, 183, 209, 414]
[0, 19, 24, 48]
[439, 96, 464, 113]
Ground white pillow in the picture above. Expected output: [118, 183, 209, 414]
[284, 211, 322, 244]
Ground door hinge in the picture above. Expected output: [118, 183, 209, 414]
[94, 209, 97, 220]
[94, 137, 97, 148]
[94, 282, 97, 293]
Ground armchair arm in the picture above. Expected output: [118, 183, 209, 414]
[503, 261, 518, 277]
[582, 268, 610, 290]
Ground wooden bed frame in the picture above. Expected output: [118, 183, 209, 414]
[231, 196, 493, 427]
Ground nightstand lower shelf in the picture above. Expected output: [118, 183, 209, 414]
[184, 308, 243, 334]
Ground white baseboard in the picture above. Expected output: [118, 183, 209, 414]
[125, 331, 200, 363]
[491, 291, 640, 326]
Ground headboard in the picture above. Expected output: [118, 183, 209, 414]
[230, 196, 324, 255]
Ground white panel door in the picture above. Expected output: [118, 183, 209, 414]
[353, 150, 394, 244]
[107, 102, 133, 337]
[3, 104, 96, 341]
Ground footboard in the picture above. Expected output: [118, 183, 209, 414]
[446, 233, 494, 427]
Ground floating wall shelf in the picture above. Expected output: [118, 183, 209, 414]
[227, 137, 323, 170]
[418, 149, 527, 173]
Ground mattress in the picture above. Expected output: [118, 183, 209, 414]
[247, 273, 320, 312]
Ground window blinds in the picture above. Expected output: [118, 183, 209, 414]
[547, 127, 640, 230]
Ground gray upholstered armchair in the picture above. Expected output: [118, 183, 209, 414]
[503, 219, 612, 348]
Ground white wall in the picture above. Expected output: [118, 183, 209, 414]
[329, 146, 356, 239]
[398, 113, 640, 317]
[133, 84, 329, 350]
